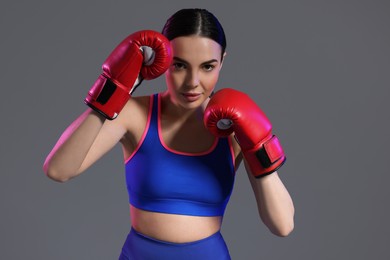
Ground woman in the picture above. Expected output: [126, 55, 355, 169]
[43, 8, 294, 259]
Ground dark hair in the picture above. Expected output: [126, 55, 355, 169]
[162, 9, 226, 59]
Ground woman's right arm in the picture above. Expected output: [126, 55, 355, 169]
[43, 30, 172, 182]
[43, 107, 127, 182]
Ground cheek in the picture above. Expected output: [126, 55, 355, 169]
[203, 71, 220, 90]
[165, 70, 182, 89]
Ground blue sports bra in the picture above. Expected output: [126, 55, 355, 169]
[124, 93, 236, 216]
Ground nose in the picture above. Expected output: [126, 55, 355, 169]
[186, 69, 200, 88]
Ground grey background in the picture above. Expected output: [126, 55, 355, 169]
[1, 0, 389, 259]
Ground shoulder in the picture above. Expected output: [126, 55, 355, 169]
[127, 95, 151, 111]
[125, 95, 152, 116]
[115, 95, 152, 132]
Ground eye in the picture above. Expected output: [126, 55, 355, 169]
[203, 64, 216, 72]
[172, 62, 186, 71]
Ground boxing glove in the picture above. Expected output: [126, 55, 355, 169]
[85, 30, 172, 120]
[204, 88, 286, 178]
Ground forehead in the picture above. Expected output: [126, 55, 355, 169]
[170, 36, 222, 62]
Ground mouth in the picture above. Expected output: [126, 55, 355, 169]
[181, 92, 202, 102]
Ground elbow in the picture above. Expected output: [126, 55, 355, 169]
[271, 222, 294, 237]
[46, 172, 70, 183]
[43, 161, 71, 183]
[262, 212, 295, 237]
[268, 218, 294, 237]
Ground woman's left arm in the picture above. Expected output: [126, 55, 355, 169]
[245, 160, 295, 237]
[205, 89, 294, 236]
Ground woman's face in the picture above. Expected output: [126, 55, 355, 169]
[165, 35, 224, 109]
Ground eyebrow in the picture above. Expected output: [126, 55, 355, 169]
[173, 56, 219, 65]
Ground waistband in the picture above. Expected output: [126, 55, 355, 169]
[131, 227, 223, 246]
[119, 227, 231, 259]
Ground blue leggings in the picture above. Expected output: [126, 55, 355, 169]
[119, 228, 231, 260]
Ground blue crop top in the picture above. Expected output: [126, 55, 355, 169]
[124, 93, 236, 216]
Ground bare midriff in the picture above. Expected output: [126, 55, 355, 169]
[130, 205, 223, 243]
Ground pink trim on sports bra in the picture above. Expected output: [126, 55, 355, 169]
[227, 136, 236, 170]
[124, 96, 154, 164]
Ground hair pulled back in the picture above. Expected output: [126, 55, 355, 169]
[162, 9, 226, 58]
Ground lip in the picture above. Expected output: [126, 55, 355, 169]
[181, 92, 202, 102]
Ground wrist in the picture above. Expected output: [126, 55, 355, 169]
[242, 135, 286, 178]
[85, 75, 131, 120]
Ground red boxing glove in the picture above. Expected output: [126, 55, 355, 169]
[204, 88, 286, 178]
[85, 30, 172, 119]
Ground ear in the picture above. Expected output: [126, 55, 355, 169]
[219, 51, 227, 70]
